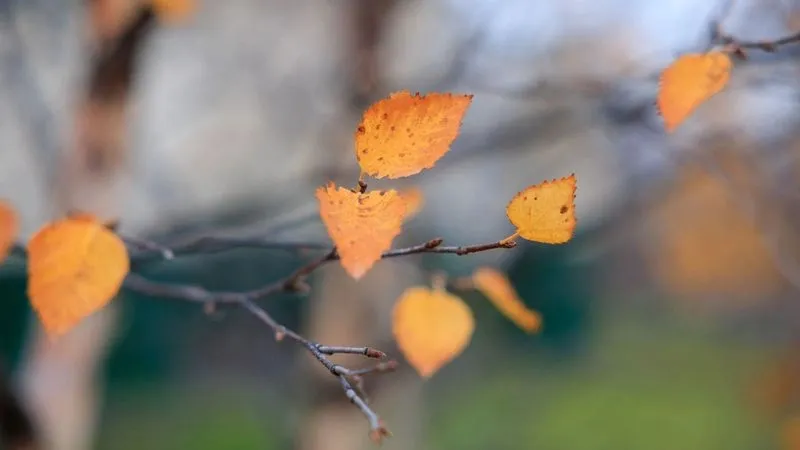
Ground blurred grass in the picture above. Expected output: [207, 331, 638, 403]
[95, 384, 286, 450]
[90, 311, 780, 450]
[428, 312, 777, 450]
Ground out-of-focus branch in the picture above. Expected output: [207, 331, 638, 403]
[123, 236, 516, 304]
[348, 0, 398, 106]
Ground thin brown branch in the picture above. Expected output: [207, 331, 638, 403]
[236, 297, 390, 440]
[123, 237, 515, 303]
[126, 235, 329, 262]
[717, 29, 800, 54]
[127, 235, 516, 262]
[5, 232, 516, 439]
[117, 235, 515, 440]
[711, 0, 800, 56]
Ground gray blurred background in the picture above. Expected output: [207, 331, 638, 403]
[2, 0, 800, 449]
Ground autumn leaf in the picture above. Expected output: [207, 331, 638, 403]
[151, 0, 196, 23]
[0, 200, 18, 264]
[27, 214, 130, 337]
[355, 91, 473, 179]
[399, 187, 424, 221]
[506, 174, 577, 244]
[472, 267, 541, 333]
[317, 183, 406, 279]
[392, 286, 474, 378]
[657, 51, 732, 133]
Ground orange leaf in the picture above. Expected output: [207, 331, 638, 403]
[355, 91, 473, 179]
[392, 286, 474, 378]
[151, 0, 196, 23]
[0, 200, 18, 264]
[27, 214, 130, 338]
[783, 416, 800, 450]
[316, 183, 406, 279]
[506, 174, 577, 244]
[657, 51, 732, 133]
[399, 187, 424, 221]
[472, 267, 541, 333]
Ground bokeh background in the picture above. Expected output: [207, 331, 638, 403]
[3, 0, 800, 449]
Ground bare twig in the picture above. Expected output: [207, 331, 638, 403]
[711, 0, 800, 56]
[114, 234, 516, 440]
[122, 237, 514, 303]
[717, 29, 800, 54]
[126, 235, 329, 263]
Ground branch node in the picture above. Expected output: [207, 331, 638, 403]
[369, 421, 392, 445]
[330, 363, 348, 377]
[274, 327, 286, 342]
[500, 239, 517, 249]
[287, 279, 311, 294]
[756, 42, 774, 52]
[425, 238, 444, 249]
[364, 347, 386, 359]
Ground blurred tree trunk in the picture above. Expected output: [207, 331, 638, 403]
[299, 260, 425, 450]
[19, 4, 153, 450]
[0, 361, 39, 450]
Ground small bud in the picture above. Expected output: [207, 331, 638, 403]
[425, 238, 444, 248]
[364, 347, 386, 359]
[290, 280, 311, 295]
[275, 328, 286, 342]
[369, 423, 392, 445]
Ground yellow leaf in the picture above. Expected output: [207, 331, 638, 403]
[316, 183, 406, 279]
[151, 0, 195, 23]
[355, 91, 473, 179]
[657, 51, 732, 133]
[399, 187, 424, 221]
[27, 214, 130, 338]
[472, 267, 541, 333]
[506, 174, 577, 244]
[0, 200, 18, 264]
[392, 286, 474, 378]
